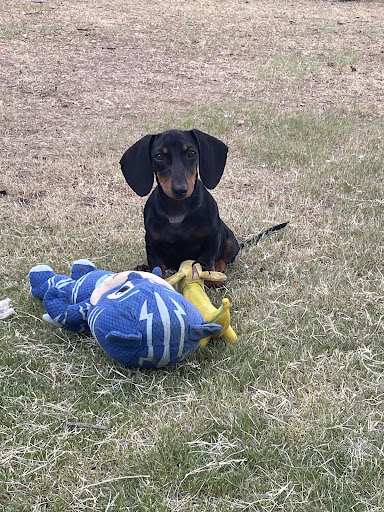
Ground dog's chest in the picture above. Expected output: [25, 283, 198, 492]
[147, 218, 211, 245]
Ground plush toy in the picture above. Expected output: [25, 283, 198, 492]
[29, 259, 222, 368]
[166, 260, 238, 347]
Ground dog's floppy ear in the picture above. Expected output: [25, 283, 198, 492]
[120, 134, 155, 197]
[191, 129, 228, 189]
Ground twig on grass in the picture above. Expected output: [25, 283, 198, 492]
[65, 420, 108, 431]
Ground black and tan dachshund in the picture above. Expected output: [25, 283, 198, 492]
[120, 129, 240, 278]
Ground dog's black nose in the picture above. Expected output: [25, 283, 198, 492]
[172, 184, 188, 199]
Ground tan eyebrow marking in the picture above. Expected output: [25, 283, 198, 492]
[183, 144, 188, 151]
[162, 147, 168, 153]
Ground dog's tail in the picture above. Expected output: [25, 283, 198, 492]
[239, 221, 289, 249]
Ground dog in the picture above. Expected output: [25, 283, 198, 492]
[120, 129, 239, 279]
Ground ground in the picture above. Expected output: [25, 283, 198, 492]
[1, 1, 383, 511]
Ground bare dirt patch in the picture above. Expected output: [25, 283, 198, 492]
[1, 0, 383, 162]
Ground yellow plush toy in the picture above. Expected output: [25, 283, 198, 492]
[166, 260, 238, 347]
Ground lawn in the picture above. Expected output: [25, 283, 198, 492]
[1, 0, 383, 510]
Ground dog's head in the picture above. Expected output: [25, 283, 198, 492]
[120, 129, 228, 199]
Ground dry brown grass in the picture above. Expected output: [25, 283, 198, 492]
[2, 0, 383, 155]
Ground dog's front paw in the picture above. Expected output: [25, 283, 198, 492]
[134, 264, 150, 273]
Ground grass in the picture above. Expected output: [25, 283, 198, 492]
[1, 0, 384, 510]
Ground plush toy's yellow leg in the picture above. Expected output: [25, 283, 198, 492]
[199, 301, 237, 346]
[218, 299, 238, 345]
[199, 335, 211, 348]
[198, 299, 229, 347]
[183, 283, 225, 323]
[222, 326, 238, 344]
[182, 284, 238, 347]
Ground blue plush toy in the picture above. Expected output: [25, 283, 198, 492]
[29, 259, 222, 368]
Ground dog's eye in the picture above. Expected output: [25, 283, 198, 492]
[187, 150, 196, 157]
[154, 153, 163, 161]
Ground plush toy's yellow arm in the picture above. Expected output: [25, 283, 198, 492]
[200, 271, 228, 283]
[166, 269, 188, 289]
[166, 263, 227, 290]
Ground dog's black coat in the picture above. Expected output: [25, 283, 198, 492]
[120, 129, 239, 275]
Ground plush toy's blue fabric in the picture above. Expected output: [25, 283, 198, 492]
[29, 259, 222, 368]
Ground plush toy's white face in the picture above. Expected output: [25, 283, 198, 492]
[90, 271, 174, 305]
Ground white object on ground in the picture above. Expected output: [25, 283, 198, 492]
[0, 298, 15, 319]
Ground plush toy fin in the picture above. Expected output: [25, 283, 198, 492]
[103, 331, 143, 366]
[191, 322, 222, 342]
